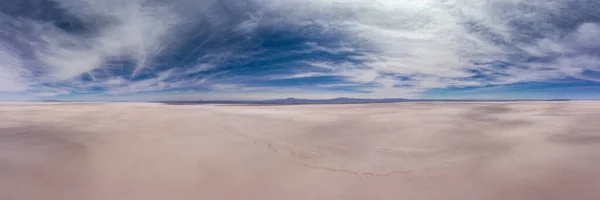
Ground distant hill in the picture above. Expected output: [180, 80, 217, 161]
[260, 97, 411, 104]
[41, 100, 67, 102]
[36, 97, 572, 104]
[159, 97, 571, 105]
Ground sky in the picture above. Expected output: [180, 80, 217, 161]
[1, 0, 600, 101]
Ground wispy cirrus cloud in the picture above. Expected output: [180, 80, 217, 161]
[296, 0, 600, 94]
[0, 44, 29, 92]
[0, 0, 599, 101]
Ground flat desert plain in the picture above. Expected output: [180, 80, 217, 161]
[1, 102, 599, 200]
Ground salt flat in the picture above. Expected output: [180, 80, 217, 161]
[1, 102, 599, 200]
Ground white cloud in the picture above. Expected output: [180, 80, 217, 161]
[266, 0, 600, 90]
[33, 0, 180, 80]
[210, 84, 239, 91]
[32, 92, 62, 97]
[104, 69, 177, 94]
[184, 63, 217, 75]
[1, 0, 599, 100]
[0, 45, 29, 92]
[570, 23, 600, 48]
[263, 72, 331, 80]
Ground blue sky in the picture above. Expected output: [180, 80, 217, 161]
[1, 0, 600, 101]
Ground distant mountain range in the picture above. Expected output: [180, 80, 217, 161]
[156, 97, 571, 105]
[39, 97, 571, 104]
[40, 100, 68, 102]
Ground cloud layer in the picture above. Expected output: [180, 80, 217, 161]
[1, 0, 599, 100]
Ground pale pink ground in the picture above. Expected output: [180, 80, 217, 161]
[1, 102, 599, 200]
